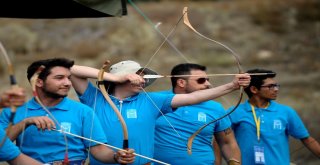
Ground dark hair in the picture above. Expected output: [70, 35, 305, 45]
[244, 68, 276, 98]
[27, 58, 74, 81]
[170, 63, 206, 88]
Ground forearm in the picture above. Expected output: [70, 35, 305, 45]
[213, 138, 222, 165]
[6, 120, 28, 141]
[302, 136, 320, 158]
[71, 65, 120, 82]
[0, 94, 10, 108]
[0, 97, 4, 108]
[172, 82, 236, 108]
[90, 145, 116, 163]
[216, 129, 241, 164]
[8, 153, 42, 165]
[221, 142, 241, 164]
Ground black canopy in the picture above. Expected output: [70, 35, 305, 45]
[0, 0, 127, 19]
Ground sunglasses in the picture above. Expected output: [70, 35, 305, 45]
[195, 77, 210, 84]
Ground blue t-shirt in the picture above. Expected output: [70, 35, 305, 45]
[0, 125, 21, 161]
[228, 100, 309, 165]
[154, 90, 231, 165]
[0, 97, 108, 163]
[78, 82, 174, 165]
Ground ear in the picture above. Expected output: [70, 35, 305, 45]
[36, 78, 44, 88]
[176, 79, 187, 88]
[250, 86, 259, 94]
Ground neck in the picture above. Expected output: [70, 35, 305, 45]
[36, 89, 63, 107]
[249, 97, 270, 108]
[173, 87, 186, 94]
[114, 87, 135, 100]
[36, 96, 63, 107]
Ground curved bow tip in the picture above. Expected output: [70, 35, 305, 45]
[187, 137, 194, 155]
[183, 7, 188, 13]
[103, 60, 111, 65]
[187, 147, 192, 155]
[37, 65, 46, 72]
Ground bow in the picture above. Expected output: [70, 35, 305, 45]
[128, 1, 244, 153]
[182, 7, 244, 154]
[30, 65, 70, 164]
[129, 1, 245, 158]
[97, 61, 129, 159]
[0, 41, 19, 146]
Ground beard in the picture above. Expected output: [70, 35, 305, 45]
[42, 85, 68, 99]
[43, 89, 67, 99]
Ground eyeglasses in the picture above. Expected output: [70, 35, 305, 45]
[260, 84, 280, 90]
[195, 78, 210, 84]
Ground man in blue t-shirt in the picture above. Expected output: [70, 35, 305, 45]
[70, 60, 250, 165]
[0, 58, 135, 165]
[154, 63, 241, 165]
[0, 125, 42, 164]
[0, 89, 42, 165]
[228, 68, 320, 165]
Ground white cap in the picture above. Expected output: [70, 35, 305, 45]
[109, 60, 158, 87]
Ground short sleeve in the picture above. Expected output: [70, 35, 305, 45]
[213, 103, 232, 132]
[0, 107, 12, 129]
[78, 82, 100, 107]
[0, 126, 21, 161]
[287, 108, 309, 139]
[148, 92, 174, 115]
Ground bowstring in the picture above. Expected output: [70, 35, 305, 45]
[141, 88, 183, 141]
[182, 6, 245, 153]
[128, 0, 190, 141]
[86, 86, 99, 161]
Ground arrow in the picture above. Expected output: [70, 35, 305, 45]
[143, 73, 274, 79]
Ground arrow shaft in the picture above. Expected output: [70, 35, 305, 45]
[143, 73, 273, 79]
[53, 129, 170, 165]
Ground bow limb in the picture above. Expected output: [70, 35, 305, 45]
[0, 42, 19, 147]
[183, 7, 244, 154]
[128, 0, 190, 70]
[30, 65, 70, 164]
[183, 7, 242, 72]
[187, 88, 243, 154]
[97, 61, 129, 150]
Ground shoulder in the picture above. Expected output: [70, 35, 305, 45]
[227, 102, 247, 112]
[64, 98, 93, 111]
[202, 100, 225, 111]
[206, 100, 224, 108]
[1, 103, 28, 114]
[227, 102, 247, 119]
[271, 101, 296, 113]
[154, 90, 173, 94]
[144, 91, 175, 98]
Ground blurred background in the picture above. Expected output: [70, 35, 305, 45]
[0, 0, 319, 164]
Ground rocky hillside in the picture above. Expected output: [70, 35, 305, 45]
[0, 0, 319, 164]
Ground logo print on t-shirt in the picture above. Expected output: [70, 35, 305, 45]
[127, 109, 137, 119]
[198, 112, 207, 122]
[61, 122, 71, 133]
[273, 120, 282, 130]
